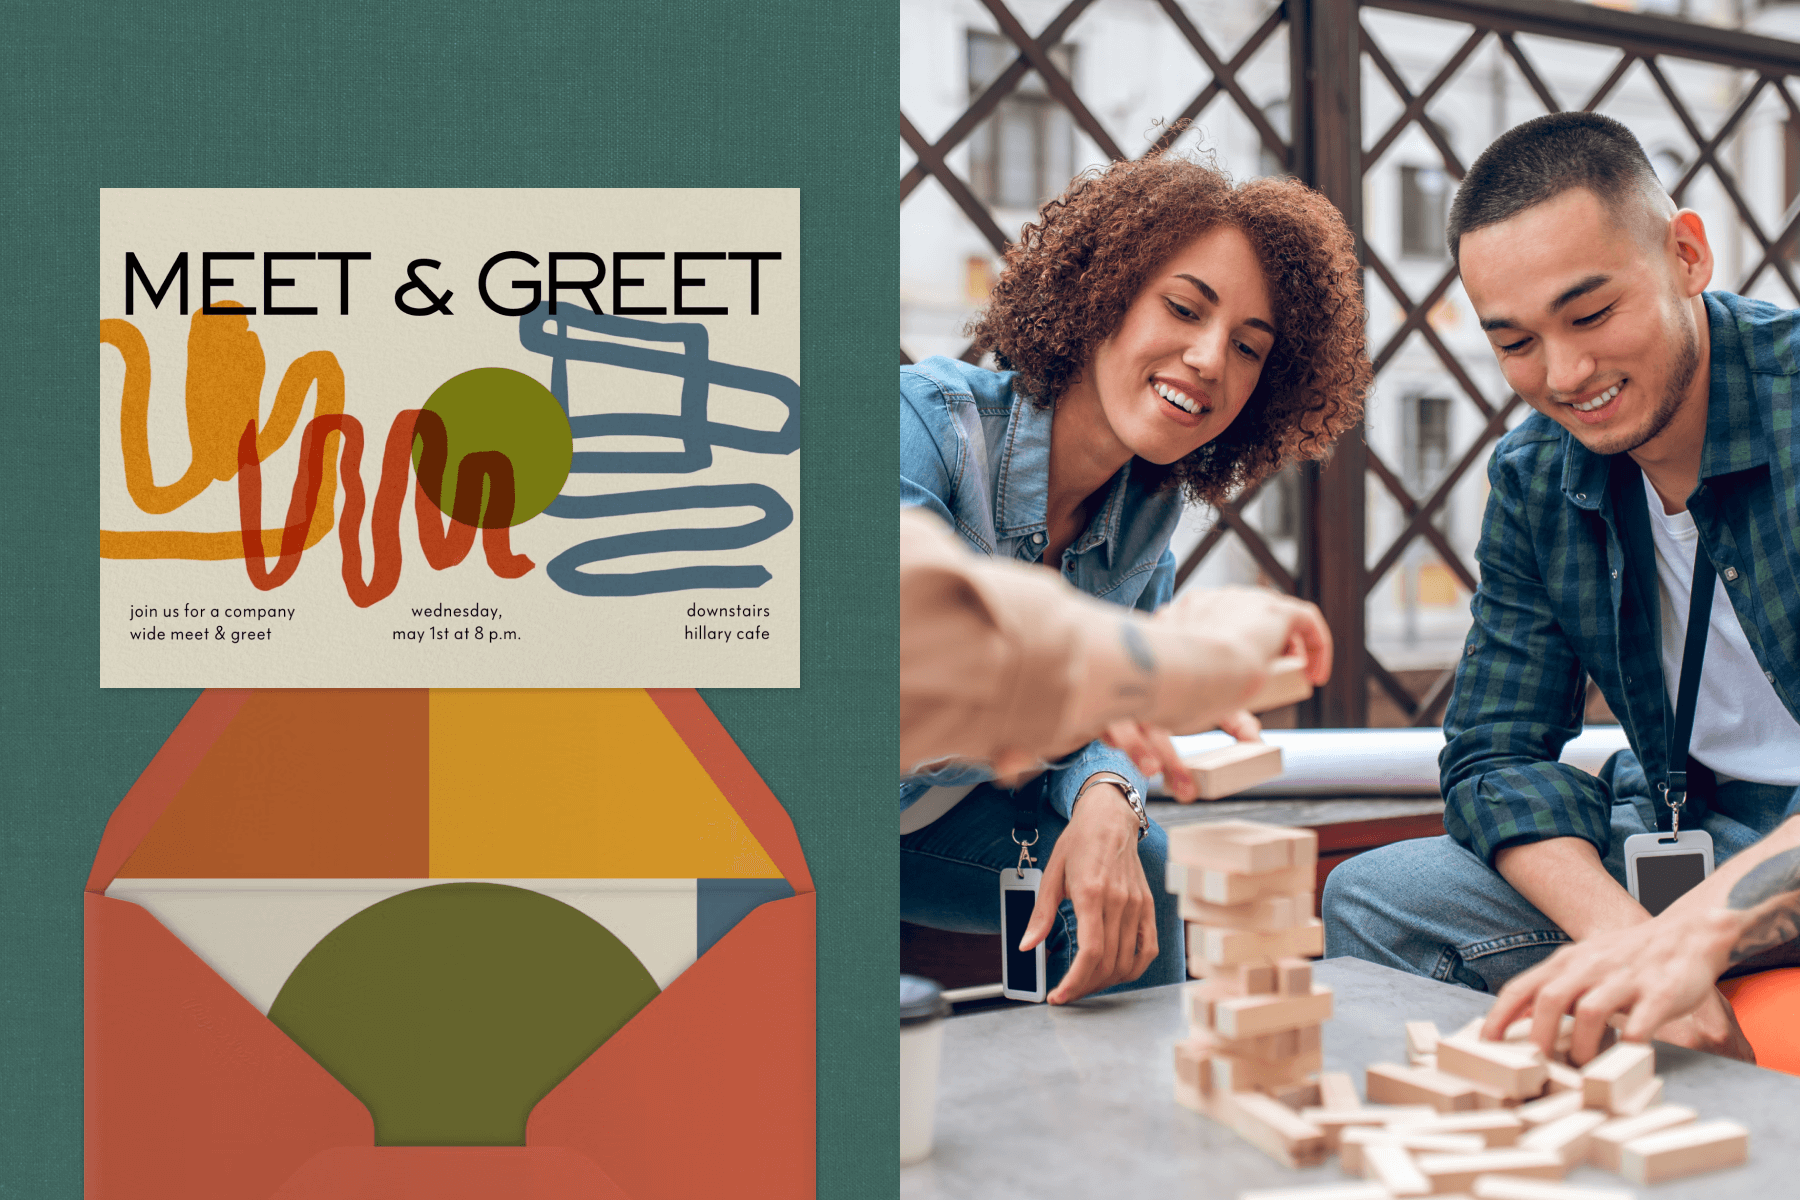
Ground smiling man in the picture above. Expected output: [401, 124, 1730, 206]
[1322, 112, 1800, 1063]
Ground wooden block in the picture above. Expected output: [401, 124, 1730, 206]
[1342, 1127, 1487, 1175]
[1413, 1054, 1438, 1071]
[1300, 1105, 1438, 1149]
[1187, 742, 1286, 799]
[1277, 957, 1313, 996]
[1437, 1036, 1549, 1100]
[1167, 818, 1299, 872]
[1366, 1062, 1481, 1113]
[1270, 1079, 1322, 1111]
[1190, 919, 1324, 968]
[1199, 1026, 1307, 1065]
[1239, 1184, 1393, 1200]
[1239, 962, 1278, 995]
[1609, 1075, 1661, 1118]
[1469, 1178, 1635, 1200]
[1413, 1149, 1565, 1193]
[1579, 1043, 1653, 1113]
[1543, 1062, 1582, 1094]
[1451, 1017, 1485, 1042]
[1388, 1110, 1525, 1147]
[1586, 1104, 1696, 1172]
[1180, 892, 1312, 931]
[1517, 1110, 1608, 1167]
[1407, 1021, 1441, 1064]
[1513, 1090, 1583, 1127]
[1363, 1142, 1433, 1196]
[1169, 860, 1317, 906]
[1317, 1071, 1360, 1111]
[1244, 654, 1315, 713]
[1173, 1039, 1211, 1095]
[1617, 1118, 1747, 1184]
[1213, 984, 1333, 1038]
[1211, 1047, 1324, 1093]
[1228, 1091, 1328, 1168]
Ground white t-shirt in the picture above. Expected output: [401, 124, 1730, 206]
[1643, 473, 1800, 786]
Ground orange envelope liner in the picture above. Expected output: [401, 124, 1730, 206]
[86, 688, 815, 1200]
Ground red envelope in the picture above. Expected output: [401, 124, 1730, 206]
[86, 688, 814, 1200]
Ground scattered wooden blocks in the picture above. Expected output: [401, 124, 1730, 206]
[1388, 1109, 1524, 1147]
[1244, 654, 1314, 713]
[1185, 741, 1285, 799]
[1544, 1062, 1583, 1094]
[1363, 1141, 1433, 1196]
[1413, 1148, 1566, 1193]
[1609, 1075, 1661, 1118]
[1514, 1089, 1584, 1127]
[1469, 1177, 1636, 1200]
[1406, 1020, 1440, 1065]
[1586, 1104, 1696, 1172]
[1437, 1035, 1550, 1100]
[1229, 1092, 1329, 1168]
[1341, 1126, 1486, 1175]
[1616, 1118, 1748, 1184]
[1239, 1184, 1394, 1200]
[1366, 1061, 1481, 1112]
[1301, 1105, 1438, 1149]
[1317, 1071, 1359, 1112]
[1580, 1043, 1653, 1114]
[1518, 1109, 1608, 1167]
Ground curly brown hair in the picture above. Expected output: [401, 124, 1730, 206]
[968, 156, 1370, 507]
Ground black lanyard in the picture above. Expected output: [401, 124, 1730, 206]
[1661, 539, 1717, 834]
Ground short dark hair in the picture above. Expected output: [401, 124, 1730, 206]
[1447, 112, 1667, 263]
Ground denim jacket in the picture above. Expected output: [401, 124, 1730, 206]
[1442, 291, 1800, 864]
[901, 356, 1184, 820]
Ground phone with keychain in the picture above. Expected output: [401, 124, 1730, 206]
[1624, 829, 1713, 916]
[1000, 866, 1047, 1002]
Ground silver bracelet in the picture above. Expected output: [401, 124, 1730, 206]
[1075, 772, 1148, 842]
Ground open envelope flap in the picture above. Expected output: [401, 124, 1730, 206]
[527, 891, 815, 1200]
[85, 893, 373, 1200]
[86, 689, 252, 893]
[648, 689, 812, 894]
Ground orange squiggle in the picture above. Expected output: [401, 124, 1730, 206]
[101, 307, 343, 559]
[237, 410, 534, 606]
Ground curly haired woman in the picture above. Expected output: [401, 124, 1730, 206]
[901, 154, 1370, 1003]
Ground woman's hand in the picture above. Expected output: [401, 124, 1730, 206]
[1018, 779, 1158, 1003]
[1103, 709, 1263, 803]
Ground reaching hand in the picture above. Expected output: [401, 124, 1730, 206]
[1018, 781, 1158, 1004]
[1102, 710, 1263, 803]
[1480, 912, 1754, 1064]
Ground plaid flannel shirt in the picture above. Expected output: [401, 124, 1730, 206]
[1442, 291, 1800, 865]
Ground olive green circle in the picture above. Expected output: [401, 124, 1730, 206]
[413, 368, 573, 528]
[267, 882, 661, 1146]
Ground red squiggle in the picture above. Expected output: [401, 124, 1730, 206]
[237, 411, 534, 606]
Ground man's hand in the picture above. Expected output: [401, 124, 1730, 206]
[1152, 586, 1333, 691]
[1481, 910, 1753, 1064]
[1018, 780, 1157, 1004]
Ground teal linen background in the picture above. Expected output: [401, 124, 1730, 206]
[0, 3, 897, 1195]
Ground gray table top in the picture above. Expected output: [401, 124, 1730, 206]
[902, 957, 1800, 1200]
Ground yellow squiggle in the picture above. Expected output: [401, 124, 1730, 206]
[100, 305, 345, 560]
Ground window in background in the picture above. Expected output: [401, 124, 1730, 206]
[1400, 165, 1450, 258]
[966, 30, 1075, 210]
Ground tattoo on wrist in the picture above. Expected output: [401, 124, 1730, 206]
[1725, 847, 1800, 965]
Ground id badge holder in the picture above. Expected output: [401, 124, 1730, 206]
[1000, 834, 1046, 1002]
[1624, 829, 1714, 916]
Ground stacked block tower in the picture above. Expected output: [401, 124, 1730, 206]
[1167, 819, 1330, 1166]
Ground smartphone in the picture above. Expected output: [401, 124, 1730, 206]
[1000, 867, 1046, 1002]
[1624, 830, 1714, 916]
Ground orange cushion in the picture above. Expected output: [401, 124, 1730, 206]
[1719, 967, 1800, 1076]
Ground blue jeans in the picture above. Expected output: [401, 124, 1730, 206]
[900, 783, 1185, 993]
[1323, 759, 1800, 992]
